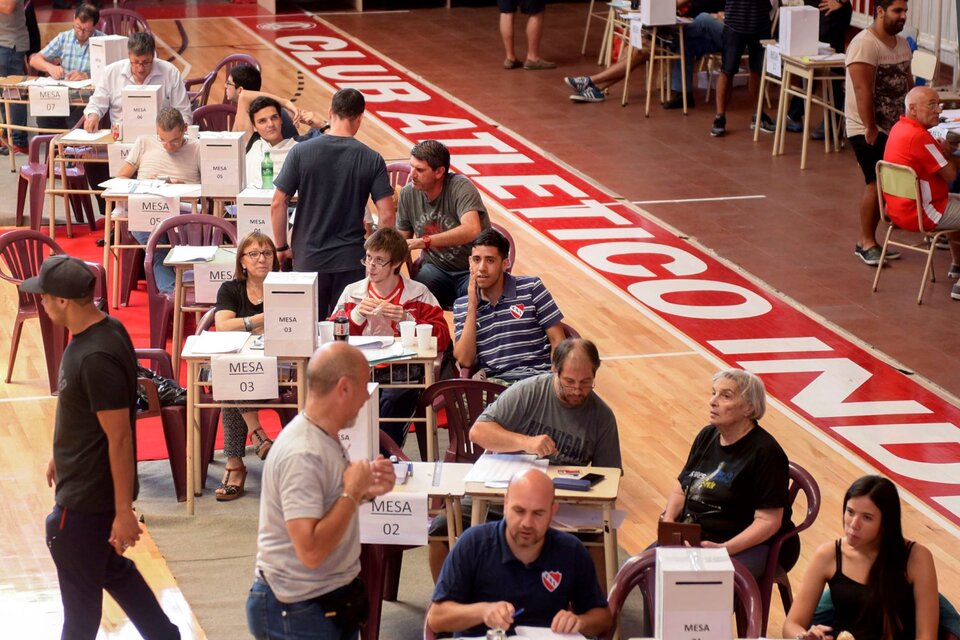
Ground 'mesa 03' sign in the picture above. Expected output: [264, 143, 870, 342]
[211, 355, 279, 401]
[359, 493, 427, 545]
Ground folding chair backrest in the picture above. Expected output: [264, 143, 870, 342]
[876, 160, 926, 230]
[912, 49, 938, 83]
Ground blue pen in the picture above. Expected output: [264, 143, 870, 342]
[513, 608, 524, 618]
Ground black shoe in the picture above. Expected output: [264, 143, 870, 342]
[751, 113, 776, 134]
[786, 117, 804, 133]
[710, 114, 726, 137]
[663, 94, 694, 110]
[810, 122, 825, 140]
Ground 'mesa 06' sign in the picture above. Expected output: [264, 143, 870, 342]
[359, 493, 428, 545]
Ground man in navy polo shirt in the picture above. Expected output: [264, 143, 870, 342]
[427, 469, 612, 638]
[453, 228, 565, 383]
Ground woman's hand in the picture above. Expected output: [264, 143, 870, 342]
[797, 625, 834, 640]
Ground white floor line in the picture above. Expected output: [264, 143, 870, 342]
[631, 195, 767, 205]
[0, 395, 56, 404]
[602, 351, 698, 361]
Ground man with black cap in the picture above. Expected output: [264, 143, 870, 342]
[21, 255, 179, 639]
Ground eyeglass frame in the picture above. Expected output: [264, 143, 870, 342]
[243, 249, 275, 260]
[360, 255, 395, 268]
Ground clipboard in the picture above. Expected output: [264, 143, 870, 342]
[657, 520, 701, 546]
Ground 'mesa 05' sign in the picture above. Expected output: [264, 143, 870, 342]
[244, 15, 960, 529]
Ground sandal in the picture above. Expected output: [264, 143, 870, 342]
[251, 428, 273, 460]
[215, 464, 247, 502]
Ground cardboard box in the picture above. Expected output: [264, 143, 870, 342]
[89, 35, 127, 87]
[194, 250, 235, 304]
[640, 0, 675, 26]
[236, 187, 276, 242]
[655, 547, 734, 640]
[107, 142, 134, 176]
[121, 84, 160, 143]
[779, 6, 820, 57]
[199, 132, 246, 197]
[340, 383, 380, 461]
[264, 271, 318, 357]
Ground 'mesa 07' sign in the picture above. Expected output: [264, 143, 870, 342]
[243, 15, 960, 528]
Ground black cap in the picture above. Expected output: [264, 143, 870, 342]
[19, 254, 95, 299]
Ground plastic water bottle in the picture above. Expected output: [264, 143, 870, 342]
[261, 150, 274, 189]
[333, 305, 349, 341]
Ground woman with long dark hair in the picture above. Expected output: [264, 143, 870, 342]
[784, 475, 939, 640]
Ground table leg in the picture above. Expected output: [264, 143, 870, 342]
[445, 497, 458, 548]
[621, 37, 633, 107]
[755, 50, 769, 144]
[296, 360, 306, 410]
[424, 353, 437, 462]
[106, 200, 119, 309]
[603, 502, 617, 593]
[801, 69, 814, 170]
[62, 154, 72, 239]
[777, 68, 792, 155]
[4, 100, 14, 173]
[186, 360, 197, 515]
[48, 145, 57, 237]
[644, 27, 657, 117]
[172, 269, 184, 373]
[679, 26, 687, 116]
[822, 76, 833, 154]
[470, 497, 487, 527]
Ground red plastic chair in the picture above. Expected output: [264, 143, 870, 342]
[192, 103, 238, 132]
[603, 548, 763, 639]
[16, 134, 95, 232]
[97, 8, 151, 36]
[144, 214, 237, 352]
[414, 379, 506, 463]
[184, 53, 261, 108]
[756, 461, 821, 635]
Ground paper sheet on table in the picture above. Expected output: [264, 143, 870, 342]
[60, 129, 111, 142]
[350, 335, 395, 349]
[515, 626, 587, 639]
[99, 178, 167, 193]
[805, 53, 845, 62]
[18, 76, 60, 86]
[145, 182, 202, 198]
[552, 504, 627, 529]
[185, 331, 250, 355]
[167, 246, 218, 263]
[355, 340, 416, 364]
[463, 452, 548, 483]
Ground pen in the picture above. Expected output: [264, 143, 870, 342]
[513, 608, 525, 618]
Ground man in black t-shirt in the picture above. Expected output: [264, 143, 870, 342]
[21, 255, 179, 640]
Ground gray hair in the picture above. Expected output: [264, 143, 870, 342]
[127, 31, 155, 57]
[156, 107, 184, 132]
[904, 85, 936, 111]
[713, 368, 766, 420]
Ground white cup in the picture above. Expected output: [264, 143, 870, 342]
[398, 320, 416, 347]
[318, 321, 334, 344]
[187, 124, 200, 140]
[415, 323, 432, 350]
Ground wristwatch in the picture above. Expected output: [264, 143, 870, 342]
[275, 243, 289, 252]
[421, 235, 432, 250]
[243, 316, 253, 332]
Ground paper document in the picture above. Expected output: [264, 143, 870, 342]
[166, 246, 218, 263]
[184, 331, 250, 355]
[60, 129, 111, 142]
[355, 341, 416, 365]
[349, 335, 395, 349]
[463, 452, 548, 483]
[514, 626, 586, 639]
[99, 178, 166, 193]
[552, 504, 627, 529]
[806, 53, 845, 62]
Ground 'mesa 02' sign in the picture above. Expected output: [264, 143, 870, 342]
[359, 493, 427, 545]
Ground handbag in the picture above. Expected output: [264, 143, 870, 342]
[136, 365, 187, 409]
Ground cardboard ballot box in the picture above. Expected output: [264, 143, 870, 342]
[640, 0, 675, 26]
[121, 84, 160, 143]
[194, 250, 235, 304]
[655, 547, 734, 640]
[779, 6, 820, 57]
[200, 132, 245, 197]
[340, 383, 379, 461]
[89, 35, 127, 87]
[264, 271, 318, 358]
[107, 142, 134, 176]
[237, 188, 276, 242]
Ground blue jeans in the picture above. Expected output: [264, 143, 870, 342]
[413, 262, 470, 310]
[246, 578, 360, 640]
[670, 13, 724, 94]
[0, 44, 27, 147]
[132, 230, 175, 293]
[46, 505, 180, 640]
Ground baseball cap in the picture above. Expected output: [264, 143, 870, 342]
[19, 254, 95, 298]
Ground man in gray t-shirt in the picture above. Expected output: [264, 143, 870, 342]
[471, 338, 622, 469]
[397, 139, 490, 309]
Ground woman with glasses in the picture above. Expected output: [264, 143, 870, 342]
[659, 368, 792, 580]
[783, 475, 941, 640]
[212, 231, 280, 501]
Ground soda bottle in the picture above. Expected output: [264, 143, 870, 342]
[333, 304, 349, 342]
[261, 150, 274, 189]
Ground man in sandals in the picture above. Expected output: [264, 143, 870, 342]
[247, 342, 396, 640]
[25, 255, 179, 639]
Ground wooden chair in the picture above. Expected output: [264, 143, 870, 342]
[98, 7, 151, 36]
[873, 160, 960, 304]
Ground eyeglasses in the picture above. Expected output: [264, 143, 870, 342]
[156, 133, 185, 148]
[74, 24, 95, 35]
[244, 250, 275, 260]
[361, 256, 392, 268]
[557, 378, 595, 393]
[225, 80, 236, 88]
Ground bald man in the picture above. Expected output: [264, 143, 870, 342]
[246, 342, 396, 640]
[883, 85, 960, 299]
[427, 469, 612, 637]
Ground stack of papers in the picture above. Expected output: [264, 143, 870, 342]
[60, 129, 111, 142]
[349, 335, 395, 349]
[18, 77, 92, 89]
[166, 246, 218, 263]
[354, 341, 416, 365]
[183, 331, 250, 355]
[99, 178, 201, 198]
[463, 452, 548, 484]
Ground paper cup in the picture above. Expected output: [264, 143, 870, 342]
[187, 124, 200, 140]
[416, 323, 432, 350]
[318, 321, 334, 344]
[398, 320, 416, 347]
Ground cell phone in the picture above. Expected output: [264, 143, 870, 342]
[580, 473, 604, 486]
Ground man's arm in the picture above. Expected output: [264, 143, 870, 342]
[116, 161, 137, 179]
[552, 607, 613, 637]
[935, 152, 960, 184]
[406, 210, 482, 251]
[271, 187, 292, 262]
[427, 600, 516, 634]
[0, 0, 16, 15]
[233, 89, 300, 139]
[544, 323, 565, 355]
[452, 270, 479, 368]
[374, 194, 395, 229]
[470, 419, 557, 458]
[29, 51, 64, 79]
[848, 62, 878, 143]
[98, 408, 142, 554]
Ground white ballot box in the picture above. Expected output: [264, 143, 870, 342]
[194, 250, 235, 304]
[107, 142, 134, 176]
[200, 132, 245, 197]
[237, 188, 276, 242]
[340, 383, 379, 461]
[264, 271, 318, 357]
[779, 6, 820, 57]
[655, 547, 734, 640]
[121, 84, 160, 143]
[89, 35, 127, 87]
[641, 0, 675, 26]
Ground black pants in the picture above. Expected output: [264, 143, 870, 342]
[45, 505, 180, 640]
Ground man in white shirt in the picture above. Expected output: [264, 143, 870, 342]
[244, 96, 297, 189]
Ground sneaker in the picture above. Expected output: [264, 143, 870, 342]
[810, 122, 825, 140]
[855, 244, 900, 265]
[564, 76, 590, 93]
[751, 113, 776, 134]
[570, 82, 605, 103]
[786, 117, 804, 133]
[710, 114, 726, 137]
[948, 263, 960, 279]
[952, 283, 960, 300]
[936, 235, 951, 250]
[523, 58, 556, 70]
[0, 143, 27, 156]
[663, 94, 695, 110]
